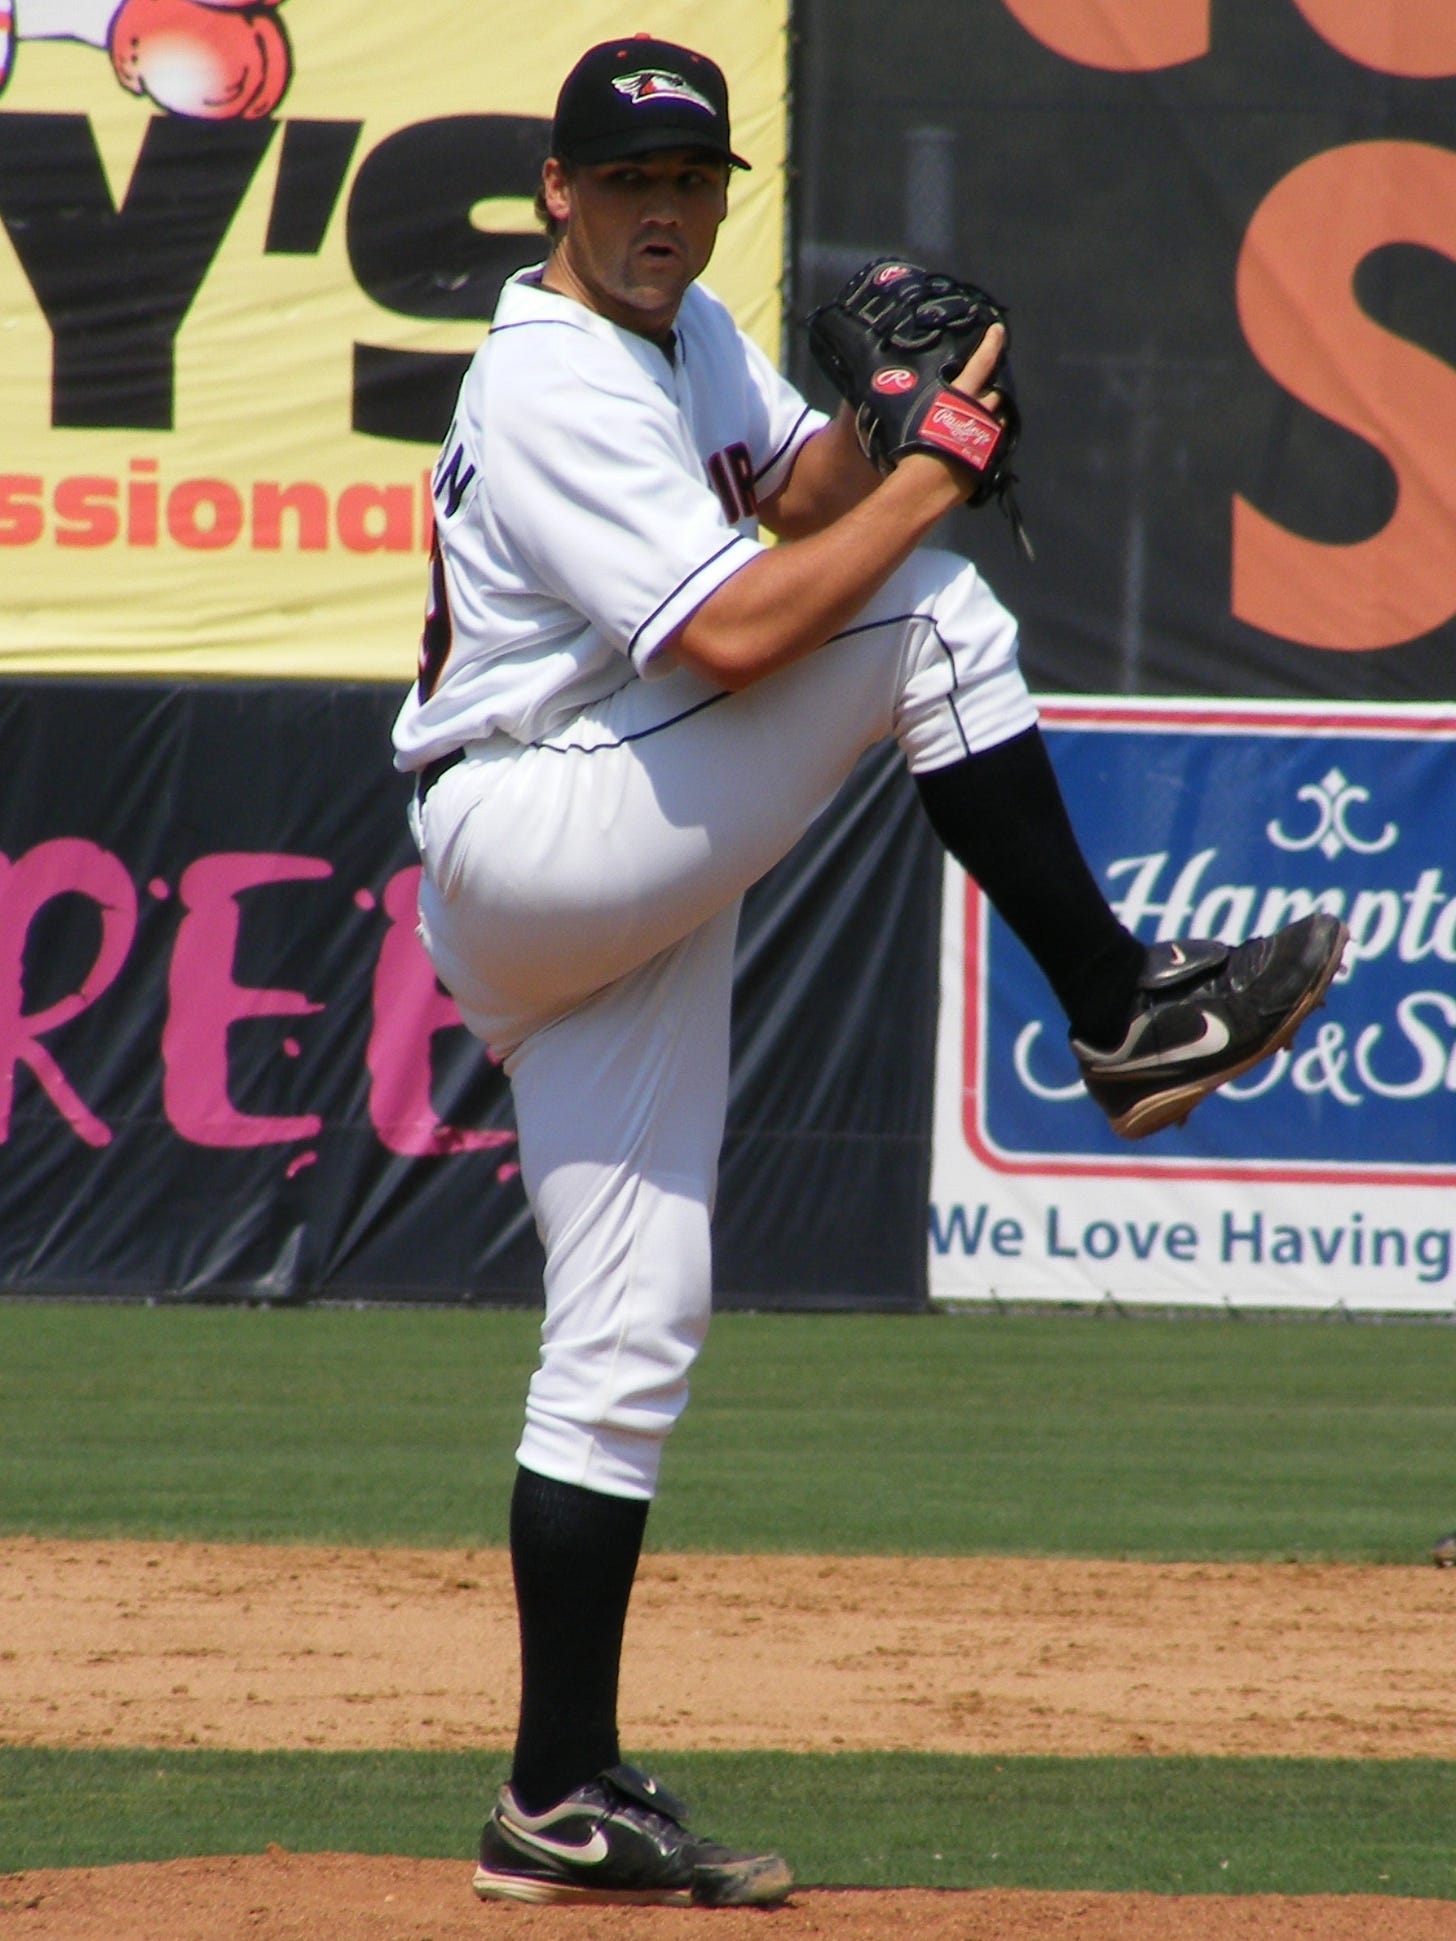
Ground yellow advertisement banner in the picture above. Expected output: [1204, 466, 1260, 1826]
[0, 1, 789, 679]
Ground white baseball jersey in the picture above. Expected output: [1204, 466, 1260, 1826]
[391, 267, 827, 768]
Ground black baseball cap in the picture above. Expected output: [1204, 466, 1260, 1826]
[551, 35, 751, 171]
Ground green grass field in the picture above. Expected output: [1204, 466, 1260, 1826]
[3, 1748, 1454, 1896]
[2, 1300, 1454, 1891]
[3, 1302, 1452, 1557]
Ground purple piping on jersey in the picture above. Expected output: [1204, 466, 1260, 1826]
[625, 535, 752, 659]
[826, 611, 974, 761]
[532, 611, 972, 761]
[485, 318, 591, 341]
[754, 405, 817, 485]
[533, 689, 730, 754]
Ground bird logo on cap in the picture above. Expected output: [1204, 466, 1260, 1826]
[611, 68, 714, 114]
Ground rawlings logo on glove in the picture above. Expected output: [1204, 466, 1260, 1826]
[918, 392, 1003, 466]
[806, 257, 1031, 556]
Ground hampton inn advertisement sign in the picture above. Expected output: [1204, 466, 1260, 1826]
[930, 699, 1456, 1314]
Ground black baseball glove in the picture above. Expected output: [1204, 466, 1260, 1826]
[806, 258, 1030, 554]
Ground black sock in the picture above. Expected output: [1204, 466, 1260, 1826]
[507, 1465, 649, 1814]
[915, 726, 1145, 1046]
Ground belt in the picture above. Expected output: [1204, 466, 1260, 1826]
[417, 747, 466, 798]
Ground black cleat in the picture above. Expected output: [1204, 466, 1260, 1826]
[1072, 913, 1349, 1140]
[471, 1763, 794, 1908]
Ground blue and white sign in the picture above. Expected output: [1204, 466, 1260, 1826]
[930, 700, 1456, 1312]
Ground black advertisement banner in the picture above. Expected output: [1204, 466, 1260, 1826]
[0, 681, 937, 1309]
[789, 0, 1456, 706]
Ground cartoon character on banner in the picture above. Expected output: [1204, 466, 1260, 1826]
[0, 0, 290, 119]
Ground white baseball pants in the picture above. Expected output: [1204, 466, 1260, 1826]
[413, 548, 1037, 1498]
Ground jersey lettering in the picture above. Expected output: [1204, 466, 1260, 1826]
[727, 443, 758, 519]
[706, 442, 757, 525]
[417, 531, 453, 702]
[433, 438, 478, 521]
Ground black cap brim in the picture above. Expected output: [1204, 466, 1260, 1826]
[559, 126, 751, 170]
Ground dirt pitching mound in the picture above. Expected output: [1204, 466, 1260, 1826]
[4, 1854, 1455, 1941]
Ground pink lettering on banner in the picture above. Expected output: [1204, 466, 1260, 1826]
[367, 865, 514, 1158]
[0, 842, 515, 1166]
[0, 838, 137, 1146]
[162, 852, 329, 1148]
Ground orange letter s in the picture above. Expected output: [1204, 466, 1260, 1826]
[998, 0, 1208, 71]
[1289, 0, 1456, 79]
[1234, 141, 1456, 652]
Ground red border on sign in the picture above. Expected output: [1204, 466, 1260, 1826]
[960, 698, 1456, 1185]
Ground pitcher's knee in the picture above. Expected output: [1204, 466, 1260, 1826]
[885, 549, 1034, 768]
[519, 1300, 709, 1499]
[517, 1406, 681, 1500]
[520, 1237, 713, 1499]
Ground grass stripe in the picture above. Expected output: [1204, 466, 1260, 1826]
[2, 1305, 1453, 1559]
[2, 1749, 1454, 1898]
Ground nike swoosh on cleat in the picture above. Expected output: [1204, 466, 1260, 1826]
[1100, 1011, 1232, 1074]
[507, 1825, 612, 1868]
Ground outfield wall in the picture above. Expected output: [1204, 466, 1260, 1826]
[1, 2, 1454, 1309]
